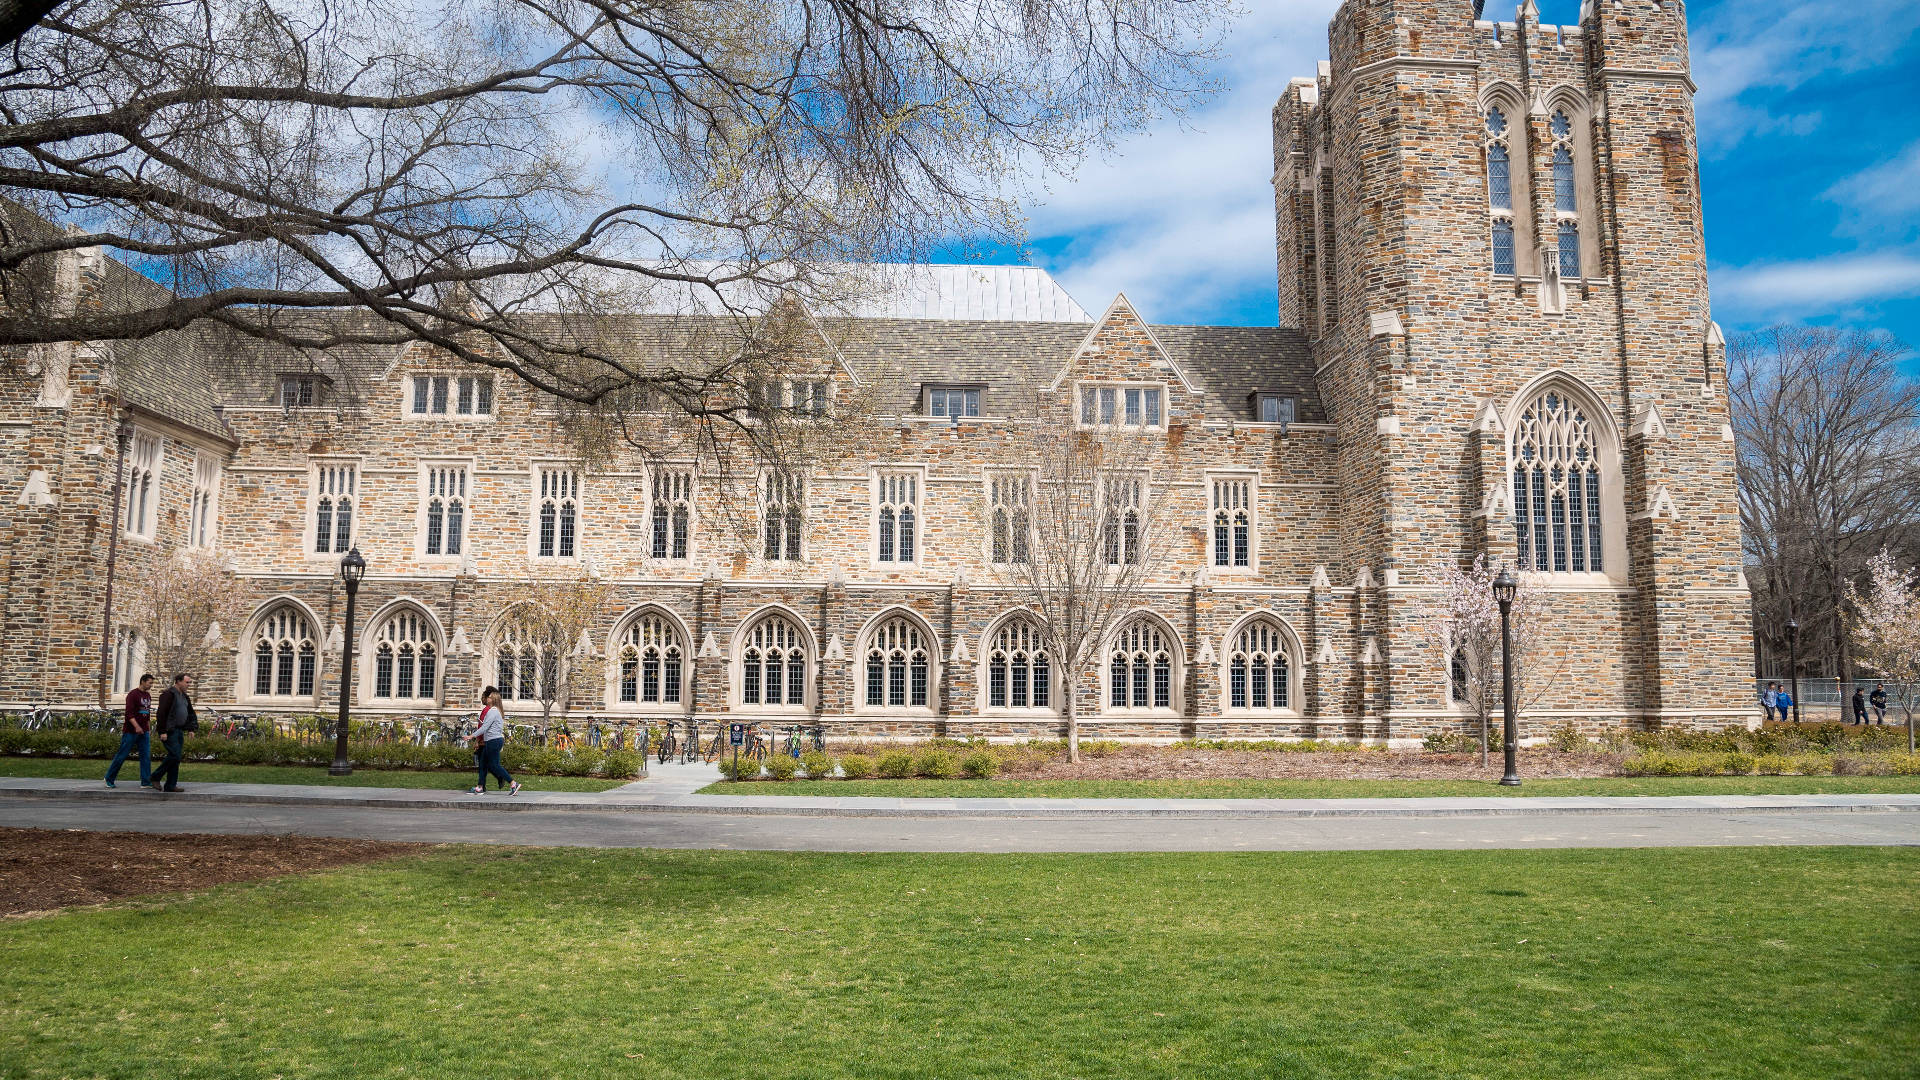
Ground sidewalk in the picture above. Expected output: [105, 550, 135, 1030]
[4, 773, 1920, 819]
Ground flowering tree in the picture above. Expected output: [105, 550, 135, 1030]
[1847, 548, 1920, 753]
[127, 550, 246, 686]
[497, 571, 611, 732]
[1431, 555, 1553, 765]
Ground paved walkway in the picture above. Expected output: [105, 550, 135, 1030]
[1, 776, 1916, 852]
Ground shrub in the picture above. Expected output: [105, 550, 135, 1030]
[915, 749, 958, 779]
[1621, 750, 1729, 777]
[876, 751, 915, 779]
[800, 751, 835, 779]
[764, 754, 799, 781]
[717, 755, 761, 781]
[961, 750, 999, 779]
[1080, 740, 1124, 759]
[1791, 753, 1834, 776]
[1720, 752, 1756, 776]
[1547, 724, 1588, 753]
[839, 753, 875, 780]
[1890, 753, 1920, 776]
[601, 750, 642, 779]
[1754, 753, 1792, 775]
[559, 749, 602, 777]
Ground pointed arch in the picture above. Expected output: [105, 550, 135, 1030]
[979, 608, 1059, 715]
[731, 605, 816, 712]
[240, 596, 324, 704]
[605, 604, 692, 714]
[1541, 85, 1597, 280]
[1503, 371, 1627, 580]
[360, 598, 445, 707]
[855, 606, 940, 713]
[1478, 83, 1534, 277]
[1104, 609, 1185, 714]
[1219, 611, 1305, 716]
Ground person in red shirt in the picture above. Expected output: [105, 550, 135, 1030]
[105, 673, 154, 788]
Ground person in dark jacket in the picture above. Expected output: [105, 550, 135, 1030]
[105, 673, 154, 788]
[1852, 687, 1869, 725]
[1870, 684, 1889, 725]
[151, 673, 196, 793]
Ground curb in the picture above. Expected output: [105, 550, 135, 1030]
[4, 784, 1920, 820]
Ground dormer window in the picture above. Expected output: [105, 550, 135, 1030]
[926, 386, 981, 418]
[750, 378, 831, 418]
[409, 374, 494, 417]
[1078, 383, 1164, 430]
[1252, 393, 1297, 425]
[279, 375, 326, 409]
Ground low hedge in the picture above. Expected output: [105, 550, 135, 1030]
[1620, 749, 1918, 777]
[0, 729, 642, 779]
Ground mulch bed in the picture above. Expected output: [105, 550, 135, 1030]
[997, 747, 1626, 782]
[0, 828, 420, 917]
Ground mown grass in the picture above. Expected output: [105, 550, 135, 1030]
[700, 774, 1920, 798]
[0, 846, 1913, 1079]
[0, 756, 630, 792]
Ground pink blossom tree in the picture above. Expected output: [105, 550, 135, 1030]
[1846, 548, 1920, 754]
[1431, 556, 1554, 766]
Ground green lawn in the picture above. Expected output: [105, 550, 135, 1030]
[0, 756, 630, 792]
[1, 846, 1913, 1078]
[700, 774, 1920, 799]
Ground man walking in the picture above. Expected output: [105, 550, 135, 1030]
[1775, 686, 1793, 725]
[1870, 684, 1889, 725]
[105, 673, 154, 788]
[1852, 686, 1869, 725]
[151, 673, 197, 793]
[1762, 682, 1779, 726]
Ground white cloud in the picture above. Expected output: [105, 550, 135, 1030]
[1824, 141, 1920, 232]
[1713, 251, 1920, 315]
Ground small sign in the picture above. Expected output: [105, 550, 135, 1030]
[729, 723, 745, 747]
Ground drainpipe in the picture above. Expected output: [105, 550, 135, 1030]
[96, 414, 132, 708]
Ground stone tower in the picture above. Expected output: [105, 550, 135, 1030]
[1273, 0, 1753, 731]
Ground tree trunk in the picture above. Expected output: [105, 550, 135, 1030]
[1479, 702, 1490, 768]
[1066, 678, 1081, 765]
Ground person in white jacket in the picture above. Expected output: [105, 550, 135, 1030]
[468, 687, 520, 796]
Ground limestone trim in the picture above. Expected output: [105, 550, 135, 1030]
[1218, 611, 1305, 717]
[122, 427, 163, 541]
[977, 609, 1060, 718]
[854, 605, 941, 716]
[868, 464, 928, 568]
[1204, 470, 1260, 574]
[603, 603, 693, 716]
[1501, 370, 1628, 583]
[1102, 609, 1186, 716]
[729, 604, 817, 714]
[238, 597, 325, 706]
[359, 598, 446, 708]
[414, 458, 474, 563]
[527, 461, 583, 562]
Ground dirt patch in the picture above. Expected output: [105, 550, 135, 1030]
[0, 828, 420, 917]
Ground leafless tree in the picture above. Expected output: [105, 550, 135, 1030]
[496, 571, 608, 732]
[127, 550, 246, 685]
[0, 0, 1226, 446]
[1430, 555, 1554, 764]
[989, 395, 1175, 763]
[1730, 326, 1920, 690]
[1847, 548, 1920, 754]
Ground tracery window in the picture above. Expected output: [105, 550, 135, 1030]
[1449, 646, 1472, 705]
[124, 432, 161, 539]
[986, 618, 1051, 710]
[650, 468, 694, 560]
[988, 473, 1032, 565]
[761, 470, 804, 562]
[493, 608, 556, 704]
[874, 472, 920, 564]
[1108, 618, 1175, 711]
[1210, 476, 1253, 569]
[409, 374, 493, 416]
[1511, 390, 1605, 574]
[1550, 109, 1583, 279]
[1485, 106, 1517, 276]
[1226, 620, 1291, 711]
[864, 617, 931, 709]
[1102, 475, 1143, 566]
[533, 466, 579, 559]
[251, 606, 317, 699]
[189, 453, 221, 550]
[421, 464, 469, 557]
[615, 612, 684, 706]
[371, 609, 438, 702]
[312, 463, 356, 554]
[111, 628, 146, 696]
[740, 613, 808, 708]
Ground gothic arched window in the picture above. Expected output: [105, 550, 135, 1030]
[1226, 620, 1292, 712]
[1549, 108, 1583, 279]
[370, 608, 439, 702]
[492, 607, 556, 704]
[615, 611, 684, 707]
[740, 613, 809, 708]
[986, 618, 1052, 711]
[1485, 106, 1517, 275]
[1511, 389, 1605, 574]
[1108, 618, 1176, 712]
[864, 617, 931, 709]
[251, 606, 317, 699]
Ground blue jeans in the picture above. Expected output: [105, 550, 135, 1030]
[105, 730, 150, 784]
[475, 738, 512, 789]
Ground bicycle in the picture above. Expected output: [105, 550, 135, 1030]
[782, 725, 804, 759]
[654, 722, 678, 764]
[808, 725, 826, 754]
[20, 703, 54, 731]
[680, 719, 701, 764]
[701, 725, 729, 763]
[743, 723, 769, 763]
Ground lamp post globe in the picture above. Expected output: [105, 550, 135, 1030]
[331, 547, 367, 776]
[1493, 568, 1521, 787]
[1784, 618, 1801, 725]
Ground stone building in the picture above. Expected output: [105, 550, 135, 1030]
[0, 0, 1752, 741]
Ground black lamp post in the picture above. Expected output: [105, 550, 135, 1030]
[330, 547, 367, 776]
[1784, 618, 1801, 726]
[1493, 568, 1521, 787]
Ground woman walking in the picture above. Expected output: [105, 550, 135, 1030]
[469, 687, 520, 796]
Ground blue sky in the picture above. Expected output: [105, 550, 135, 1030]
[992, 0, 1920, 356]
